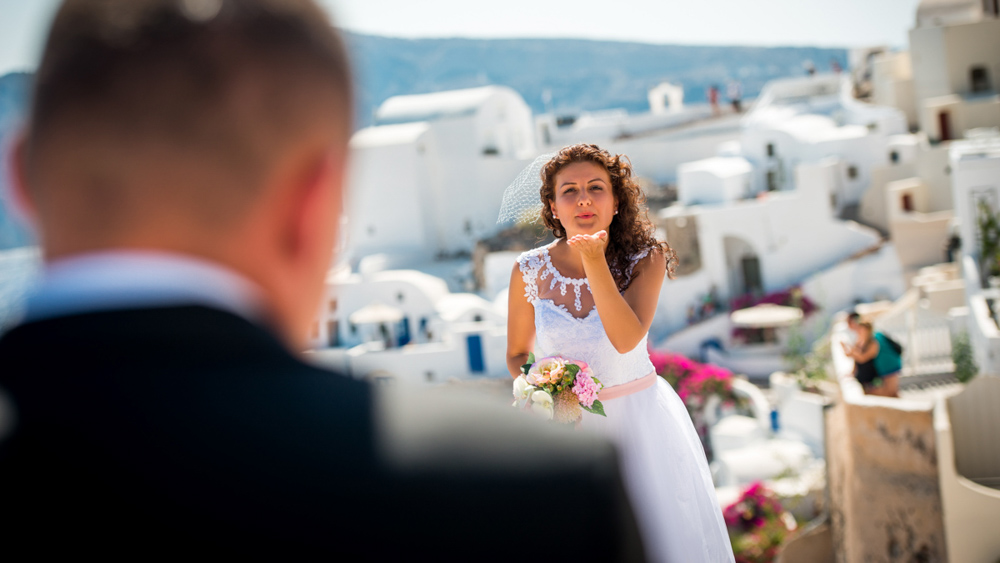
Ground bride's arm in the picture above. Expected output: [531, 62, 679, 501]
[573, 234, 666, 354]
[506, 262, 536, 378]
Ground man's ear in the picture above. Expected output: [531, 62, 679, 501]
[281, 147, 344, 263]
[7, 131, 39, 227]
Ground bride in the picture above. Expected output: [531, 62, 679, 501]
[505, 144, 734, 562]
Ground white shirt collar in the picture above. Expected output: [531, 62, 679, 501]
[24, 250, 267, 323]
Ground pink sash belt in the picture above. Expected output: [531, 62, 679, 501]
[598, 372, 657, 401]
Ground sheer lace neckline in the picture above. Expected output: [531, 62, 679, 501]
[540, 246, 589, 284]
[538, 247, 590, 312]
[538, 298, 599, 322]
[518, 244, 654, 316]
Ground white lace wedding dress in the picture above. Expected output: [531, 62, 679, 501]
[517, 245, 734, 563]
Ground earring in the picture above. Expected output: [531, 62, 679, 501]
[614, 210, 618, 215]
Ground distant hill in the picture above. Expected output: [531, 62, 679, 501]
[0, 72, 33, 251]
[344, 33, 848, 127]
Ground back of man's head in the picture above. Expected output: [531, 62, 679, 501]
[16, 0, 354, 344]
[21, 0, 352, 246]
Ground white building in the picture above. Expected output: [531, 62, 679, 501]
[872, 0, 1000, 143]
[948, 133, 1000, 373]
[909, 0, 1000, 143]
[536, 93, 709, 150]
[657, 158, 887, 338]
[647, 81, 685, 115]
[345, 86, 537, 264]
[883, 174, 955, 272]
[860, 0, 1000, 273]
[643, 72, 914, 370]
[535, 83, 743, 187]
[739, 74, 907, 212]
[871, 51, 918, 130]
[652, 74, 904, 326]
[677, 157, 753, 206]
[308, 264, 509, 382]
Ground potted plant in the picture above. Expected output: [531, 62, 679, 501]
[976, 201, 1000, 286]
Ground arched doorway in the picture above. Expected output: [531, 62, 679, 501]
[723, 235, 762, 300]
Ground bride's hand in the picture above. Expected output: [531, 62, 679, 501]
[567, 230, 608, 261]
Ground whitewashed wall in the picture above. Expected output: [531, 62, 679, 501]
[327, 270, 447, 347]
[909, 17, 1000, 135]
[654, 243, 905, 356]
[677, 157, 752, 205]
[536, 114, 741, 186]
[536, 105, 717, 149]
[871, 51, 917, 130]
[798, 243, 906, 316]
[484, 251, 521, 300]
[345, 88, 538, 262]
[653, 160, 882, 336]
[741, 120, 897, 208]
[950, 139, 1000, 264]
[311, 324, 509, 382]
[950, 139, 1000, 373]
[346, 124, 433, 260]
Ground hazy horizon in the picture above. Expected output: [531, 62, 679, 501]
[1, 0, 920, 76]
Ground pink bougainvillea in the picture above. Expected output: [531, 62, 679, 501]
[650, 351, 737, 408]
[723, 482, 785, 531]
[722, 482, 794, 563]
[650, 350, 744, 461]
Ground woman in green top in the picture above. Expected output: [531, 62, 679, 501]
[871, 330, 901, 397]
[846, 314, 901, 398]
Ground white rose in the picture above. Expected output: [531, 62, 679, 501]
[512, 375, 535, 408]
[530, 390, 554, 420]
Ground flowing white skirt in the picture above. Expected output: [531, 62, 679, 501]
[580, 377, 735, 563]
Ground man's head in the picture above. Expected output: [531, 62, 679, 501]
[847, 311, 861, 332]
[14, 0, 353, 348]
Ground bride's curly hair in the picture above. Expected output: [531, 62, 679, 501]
[540, 144, 677, 290]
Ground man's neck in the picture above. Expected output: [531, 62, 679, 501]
[26, 250, 268, 324]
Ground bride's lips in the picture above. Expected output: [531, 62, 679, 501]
[576, 213, 596, 219]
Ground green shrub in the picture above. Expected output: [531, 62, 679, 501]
[952, 330, 977, 384]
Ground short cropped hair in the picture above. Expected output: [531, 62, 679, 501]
[24, 0, 353, 220]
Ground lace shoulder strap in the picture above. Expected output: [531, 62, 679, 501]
[622, 247, 656, 290]
[516, 248, 546, 304]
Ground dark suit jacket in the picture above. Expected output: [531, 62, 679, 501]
[0, 305, 644, 560]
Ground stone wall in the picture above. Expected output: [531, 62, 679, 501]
[826, 382, 947, 562]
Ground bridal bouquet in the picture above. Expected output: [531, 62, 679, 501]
[512, 353, 606, 424]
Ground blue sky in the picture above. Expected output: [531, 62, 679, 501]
[0, 0, 921, 76]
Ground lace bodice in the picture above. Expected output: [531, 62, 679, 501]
[516, 245, 655, 388]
